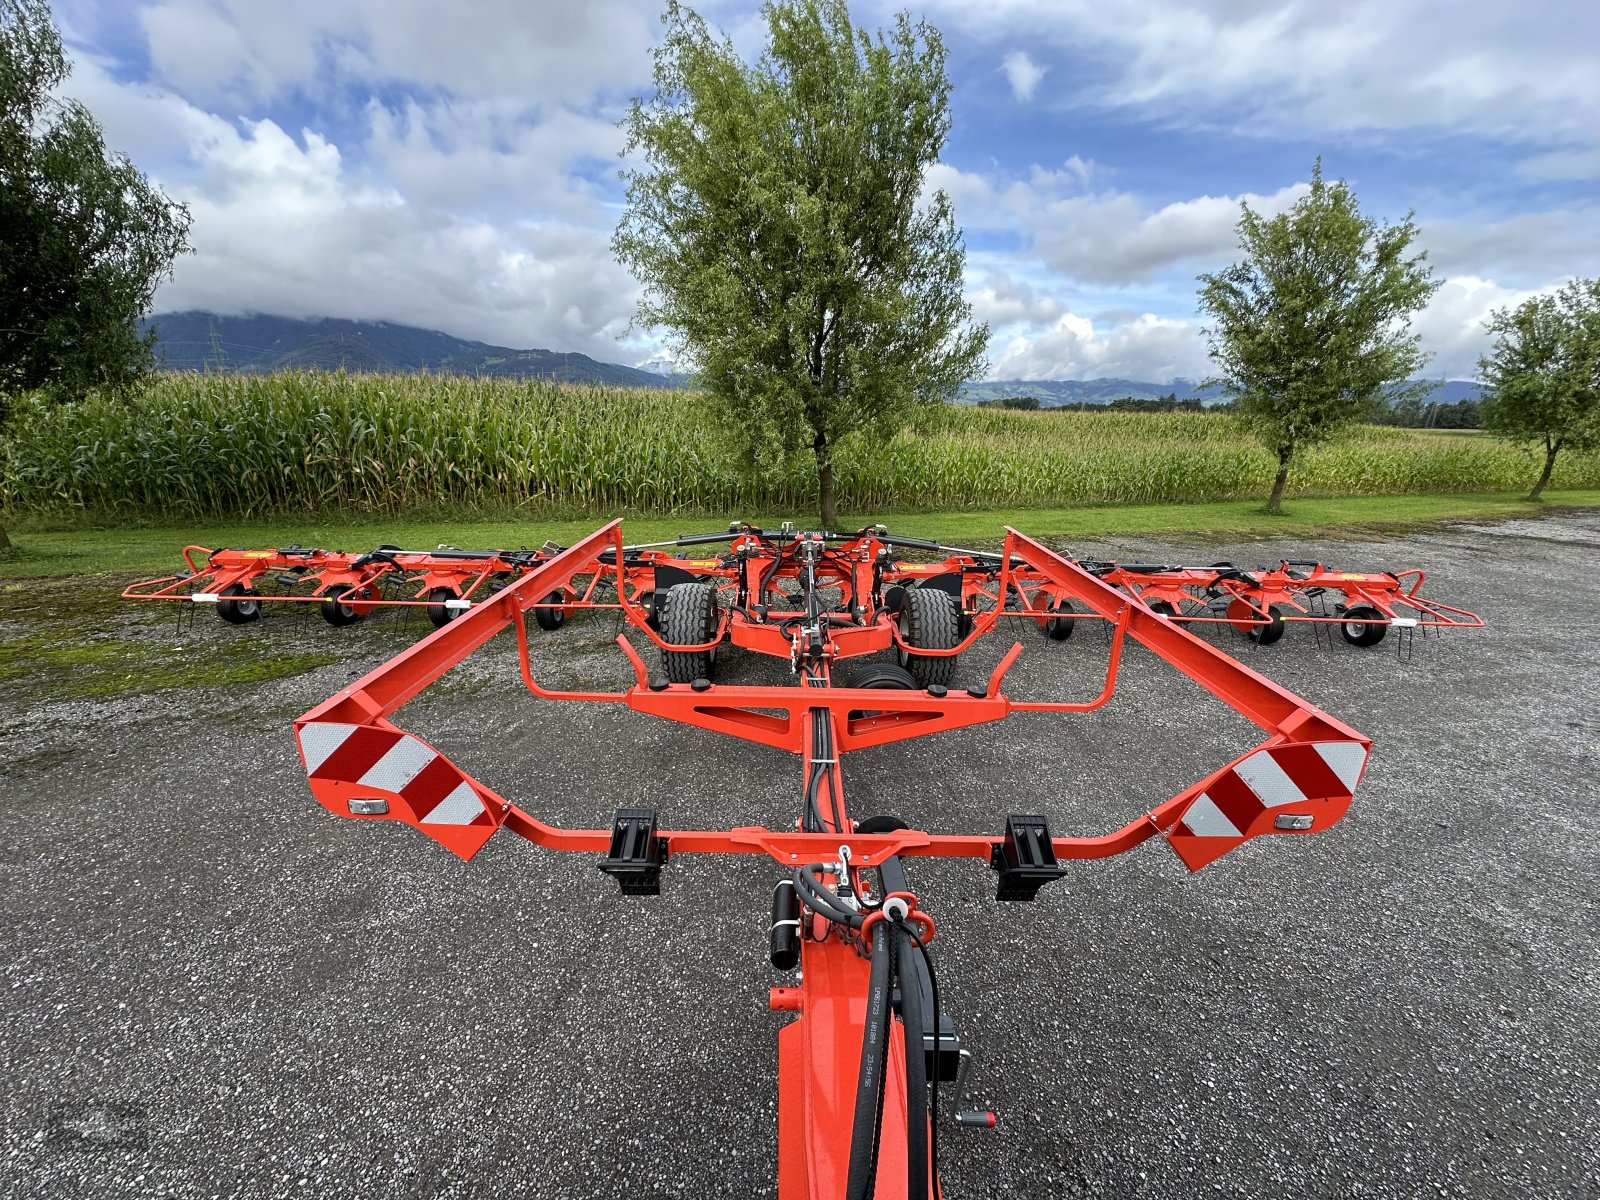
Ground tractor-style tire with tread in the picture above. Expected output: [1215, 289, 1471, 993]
[660, 581, 719, 683]
[895, 587, 960, 688]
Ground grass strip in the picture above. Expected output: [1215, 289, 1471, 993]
[4, 490, 1596, 581]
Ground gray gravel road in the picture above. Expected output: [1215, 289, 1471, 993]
[2, 512, 1598, 1199]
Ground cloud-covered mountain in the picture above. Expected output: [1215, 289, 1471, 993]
[958, 378, 1482, 406]
[144, 312, 673, 388]
[143, 312, 1482, 407]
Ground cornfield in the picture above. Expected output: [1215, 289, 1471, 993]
[2, 371, 1594, 519]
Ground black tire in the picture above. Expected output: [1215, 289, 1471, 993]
[1043, 599, 1075, 641]
[844, 663, 919, 690]
[1147, 599, 1179, 620]
[842, 662, 918, 720]
[320, 587, 367, 627]
[895, 587, 959, 688]
[426, 587, 459, 629]
[660, 581, 719, 683]
[855, 814, 909, 834]
[534, 592, 566, 631]
[217, 583, 261, 625]
[1340, 605, 1388, 647]
[1250, 604, 1287, 646]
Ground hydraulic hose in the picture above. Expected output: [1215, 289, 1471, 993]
[793, 864, 863, 928]
[897, 924, 930, 1200]
[844, 922, 893, 1200]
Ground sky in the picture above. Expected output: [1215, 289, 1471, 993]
[49, 0, 1600, 382]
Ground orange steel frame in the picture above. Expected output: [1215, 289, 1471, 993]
[1089, 558, 1484, 633]
[292, 520, 1372, 1198]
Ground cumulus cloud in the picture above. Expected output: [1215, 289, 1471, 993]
[931, 161, 1306, 285]
[55, 7, 654, 360]
[988, 311, 1209, 381]
[1411, 276, 1545, 380]
[967, 270, 1064, 329]
[1001, 51, 1044, 102]
[95, 80, 642, 357]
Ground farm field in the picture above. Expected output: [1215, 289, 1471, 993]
[3, 372, 1596, 521]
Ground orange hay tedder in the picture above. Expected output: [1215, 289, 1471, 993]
[127, 520, 1467, 1197]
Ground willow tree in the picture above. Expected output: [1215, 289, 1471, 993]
[614, 0, 987, 526]
[1197, 161, 1438, 513]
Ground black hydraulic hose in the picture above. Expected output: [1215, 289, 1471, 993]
[908, 926, 942, 1187]
[896, 925, 930, 1200]
[793, 865, 863, 928]
[756, 541, 794, 610]
[844, 922, 894, 1200]
[816, 702, 843, 835]
[801, 704, 821, 833]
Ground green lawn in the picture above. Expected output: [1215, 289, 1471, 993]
[4, 489, 1597, 580]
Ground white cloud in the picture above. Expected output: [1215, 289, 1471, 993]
[135, 0, 659, 108]
[119, 90, 642, 358]
[362, 96, 624, 223]
[1411, 276, 1544, 380]
[932, 161, 1307, 285]
[921, 0, 1600, 151]
[1001, 51, 1044, 102]
[1517, 147, 1600, 182]
[1420, 209, 1600, 290]
[968, 270, 1064, 329]
[988, 311, 1208, 381]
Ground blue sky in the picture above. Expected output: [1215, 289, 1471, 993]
[50, 0, 1600, 381]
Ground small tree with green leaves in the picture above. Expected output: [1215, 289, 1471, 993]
[614, 0, 987, 527]
[1478, 279, 1600, 500]
[1197, 161, 1438, 513]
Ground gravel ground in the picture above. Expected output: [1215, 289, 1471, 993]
[1, 512, 1597, 1199]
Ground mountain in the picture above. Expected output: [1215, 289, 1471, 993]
[958, 377, 1482, 407]
[143, 312, 675, 388]
[143, 314, 1483, 405]
[959, 378, 1223, 405]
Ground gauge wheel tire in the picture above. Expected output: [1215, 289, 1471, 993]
[895, 587, 959, 688]
[1340, 605, 1388, 647]
[426, 587, 459, 629]
[217, 583, 262, 625]
[1043, 599, 1075, 641]
[534, 592, 566, 631]
[843, 662, 918, 720]
[660, 581, 719, 684]
[1249, 603, 1288, 646]
[1147, 599, 1179, 620]
[320, 587, 368, 627]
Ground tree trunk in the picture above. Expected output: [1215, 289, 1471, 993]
[814, 432, 838, 529]
[1528, 441, 1559, 501]
[1265, 444, 1294, 514]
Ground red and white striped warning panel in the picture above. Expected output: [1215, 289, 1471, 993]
[1165, 740, 1368, 871]
[295, 721, 501, 860]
